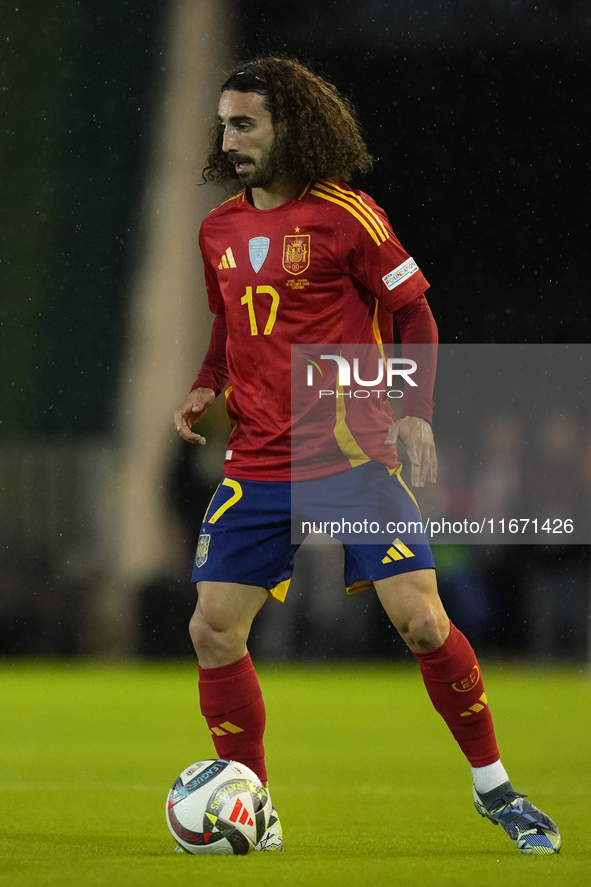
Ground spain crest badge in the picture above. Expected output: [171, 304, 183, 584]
[195, 533, 211, 568]
[282, 234, 310, 275]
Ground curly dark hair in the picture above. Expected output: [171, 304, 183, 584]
[202, 57, 373, 187]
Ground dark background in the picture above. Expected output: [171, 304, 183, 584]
[1, 0, 590, 659]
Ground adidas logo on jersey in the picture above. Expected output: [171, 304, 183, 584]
[381, 538, 415, 564]
[218, 247, 236, 269]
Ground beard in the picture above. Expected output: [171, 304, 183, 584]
[229, 144, 279, 189]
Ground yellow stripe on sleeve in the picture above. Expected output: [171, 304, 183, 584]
[316, 180, 389, 242]
[310, 188, 382, 246]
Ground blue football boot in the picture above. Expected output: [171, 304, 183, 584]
[473, 780, 561, 855]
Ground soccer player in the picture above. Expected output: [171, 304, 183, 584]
[173, 57, 561, 855]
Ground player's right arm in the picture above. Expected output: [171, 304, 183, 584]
[174, 386, 216, 445]
[175, 229, 230, 444]
[174, 297, 229, 444]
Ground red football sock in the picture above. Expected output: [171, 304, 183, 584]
[413, 622, 500, 767]
[198, 652, 267, 784]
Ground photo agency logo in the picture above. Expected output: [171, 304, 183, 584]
[302, 352, 417, 399]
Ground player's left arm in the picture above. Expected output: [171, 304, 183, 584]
[345, 191, 438, 486]
[385, 294, 438, 487]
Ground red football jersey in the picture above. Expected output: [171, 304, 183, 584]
[194, 180, 431, 481]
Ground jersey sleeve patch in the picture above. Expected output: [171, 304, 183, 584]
[382, 257, 419, 290]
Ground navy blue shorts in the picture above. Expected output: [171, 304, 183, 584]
[191, 462, 435, 601]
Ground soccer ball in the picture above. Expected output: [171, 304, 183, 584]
[165, 759, 271, 855]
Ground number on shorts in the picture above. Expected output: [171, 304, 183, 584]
[206, 478, 243, 524]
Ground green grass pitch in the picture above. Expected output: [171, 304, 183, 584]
[1, 661, 589, 887]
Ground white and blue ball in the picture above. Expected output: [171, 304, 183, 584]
[165, 759, 270, 855]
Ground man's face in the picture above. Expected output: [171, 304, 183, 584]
[218, 90, 277, 189]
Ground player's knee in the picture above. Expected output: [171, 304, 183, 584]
[397, 609, 449, 652]
[188, 609, 246, 662]
[188, 609, 217, 655]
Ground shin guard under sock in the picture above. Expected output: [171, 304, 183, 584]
[198, 652, 267, 784]
[413, 622, 500, 767]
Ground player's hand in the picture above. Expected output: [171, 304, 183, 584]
[385, 416, 437, 487]
[173, 388, 216, 445]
